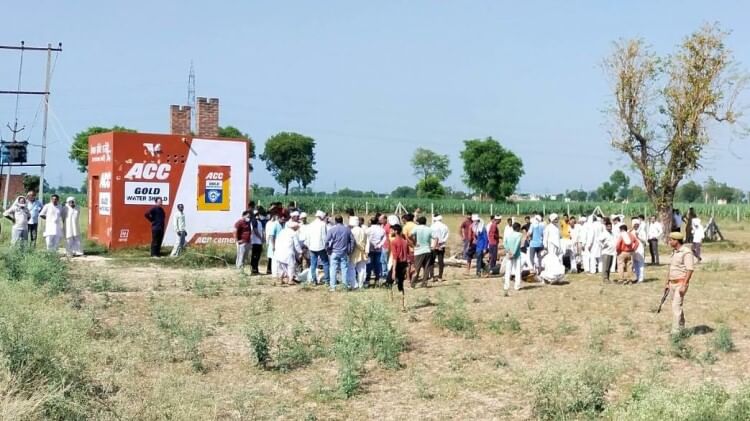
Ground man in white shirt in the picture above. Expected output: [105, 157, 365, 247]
[170, 203, 187, 257]
[429, 214, 449, 281]
[543, 213, 562, 263]
[306, 210, 329, 285]
[274, 221, 303, 285]
[64, 197, 83, 257]
[599, 219, 616, 283]
[39, 194, 65, 252]
[647, 215, 663, 265]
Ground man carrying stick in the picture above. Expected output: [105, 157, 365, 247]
[664, 232, 695, 334]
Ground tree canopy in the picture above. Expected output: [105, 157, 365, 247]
[260, 132, 317, 195]
[22, 175, 49, 194]
[69, 126, 137, 172]
[416, 176, 446, 199]
[676, 180, 703, 203]
[391, 186, 417, 198]
[605, 24, 747, 229]
[460, 137, 524, 200]
[219, 126, 255, 159]
[410, 148, 451, 182]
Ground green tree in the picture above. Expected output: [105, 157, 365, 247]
[219, 125, 255, 158]
[416, 175, 446, 199]
[628, 186, 648, 202]
[676, 180, 703, 203]
[260, 132, 317, 195]
[605, 24, 747, 231]
[704, 177, 743, 203]
[597, 182, 618, 202]
[251, 184, 275, 197]
[460, 137, 524, 200]
[609, 170, 630, 201]
[566, 189, 588, 202]
[410, 148, 451, 182]
[69, 126, 137, 172]
[391, 186, 417, 198]
[22, 175, 50, 193]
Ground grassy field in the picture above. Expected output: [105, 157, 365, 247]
[1, 213, 749, 420]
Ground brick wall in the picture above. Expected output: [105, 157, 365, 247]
[196, 97, 219, 138]
[170, 105, 192, 135]
[0, 174, 26, 202]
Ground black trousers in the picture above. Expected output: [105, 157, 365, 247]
[266, 258, 273, 274]
[648, 239, 659, 264]
[28, 223, 38, 246]
[151, 229, 164, 257]
[429, 249, 445, 279]
[387, 261, 408, 292]
[250, 244, 263, 273]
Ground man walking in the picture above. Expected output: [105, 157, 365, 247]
[665, 232, 695, 334]
[26, 190, 43, 247]
[599, 219, 616, 283]
[326, 215, 354, 291]
[306, 210, 329, 285]
[429, 214, 449, 281]
[235, 210, 253, 270]
[144, 198, 166, 257]
[411, 216, 433, 288]
[170, 203, 187, 257]
[39, 194, 65, 252]
[503, 222, 523, 296]
[647, 215, 663, 265]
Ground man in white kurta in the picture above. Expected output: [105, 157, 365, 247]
[349, 216, 368, 289]
[273, 221, 303, 284]
[64, 197, 83, 257]
[543, 213, 562, 264]
[39, 194, 65, 252]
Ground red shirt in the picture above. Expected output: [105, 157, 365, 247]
[460, 219, 473, 241]
[488, 221, 500, 246]
[383, 223, 391, 250]
[390, 235, 408, 263]
[234, 218, 252, 243]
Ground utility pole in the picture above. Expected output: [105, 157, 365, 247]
[187, 61, 196, 132]
[40, 43, 53, 201]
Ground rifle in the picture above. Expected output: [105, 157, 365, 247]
[656, 283, 670, 313]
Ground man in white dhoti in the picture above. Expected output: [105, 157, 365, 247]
[543, 213, 562, 263]
[586, 215, 603, 273]
[39, 194, 65, 252]
[63, 197, 83, 257]
[274, 221, 303, 285]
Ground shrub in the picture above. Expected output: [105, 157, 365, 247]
[487, 313, 522, 335]
[713, 325, 736, 353]
[247, 326, 271, 369]
[245, 320, 326, 372]
[529, 359, 614, 420]
[669, 330, 693, 359]
[0, 282, 103, 418]
[0, 249, 69, 294]
[433, 291, 477, 338]
[87, 273, 129, 293]
[608, 382, 731, 420]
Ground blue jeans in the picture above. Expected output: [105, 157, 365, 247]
[309, 250, 330, 284]
[380, 250, 389, 279]
[329, 252, 350, 290]
[366, 250, 382, 284]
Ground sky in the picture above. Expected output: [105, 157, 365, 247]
[2, 1, 749, 195]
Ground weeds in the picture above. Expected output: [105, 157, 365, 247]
[529, 359, 614, 420]
[245, 320, 326, 372]
[87, 272, 129, 293]
[487, 313, 522, 336]
[587, 320, 612, 353]
[153, 303, 208, 373]
[183, 276, 222, 298]
[433, 291, 477, 338]
[713, 325, 736, 353]
[0, 248, 69, 294]
[702, 259, 736, 272]
[669, 330, 693, 359]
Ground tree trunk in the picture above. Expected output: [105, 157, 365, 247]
[658, 203, 673, 241]
[284, 183, 289, 196]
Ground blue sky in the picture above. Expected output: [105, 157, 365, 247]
[2, 1, 749, 195]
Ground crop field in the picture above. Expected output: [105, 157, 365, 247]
[1, 213, 749, 420]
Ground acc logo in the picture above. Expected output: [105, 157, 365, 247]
[124, 163, 171, 180]
[143, 143, 161, 157]
[205, 172, 224, 180]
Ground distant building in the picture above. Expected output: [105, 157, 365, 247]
[0, 173, 26, 200]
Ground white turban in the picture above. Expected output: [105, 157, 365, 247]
[300, 212, 307, 219]
[66, 196, 76, 203]
[632, 218, 641, 225]
[348, 216, 360, 227]
[692, 217, 701, 227]
[579, 217, 587, 223]
[290, 211, 300, 217]
[471, 214, 480, 221]
[315, 210, 326, 218]
[549, 213, 559, 222]
[387, 215, 400, 226]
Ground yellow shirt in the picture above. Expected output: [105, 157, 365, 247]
[560, 220, 571, 240]
[668, 245, 695, 281]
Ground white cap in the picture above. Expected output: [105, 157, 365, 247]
[471, 214, 480, 221]
[300, 212, 308, 219]
[493, 214, 502, 220]
[349, 216, 360, 227]
[290, 211, 300, 217]
[534, 215, 542, 223]
[315, 210, 326, 218]
[387, 215, 400, 226]
[433, 215, 443, 222]
[66, 196, 75, 203]
[632, 218, 641, 225]
[549, 213, 559, 222]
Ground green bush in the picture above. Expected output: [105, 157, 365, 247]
[529, 359, 614, 420]
[487, 313, 522, 335]
[713, 325, 736, 353]
[608, 382, 739, 420]
[246, 326, 271, 369]
[669, 330, 693, 359]
[433, 291, 477, 338]
[0, 281, 103, 419]
[0, 249, 69, 294]
[245, 320, 325, 372]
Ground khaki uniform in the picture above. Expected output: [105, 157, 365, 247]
[668, 245, 695, 332]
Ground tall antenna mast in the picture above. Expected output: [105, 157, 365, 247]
[187, 61, 196, 132]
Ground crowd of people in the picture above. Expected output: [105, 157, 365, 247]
[2, 191, 83, 257]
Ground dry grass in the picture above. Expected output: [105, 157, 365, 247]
[2, 214, 750, 419]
